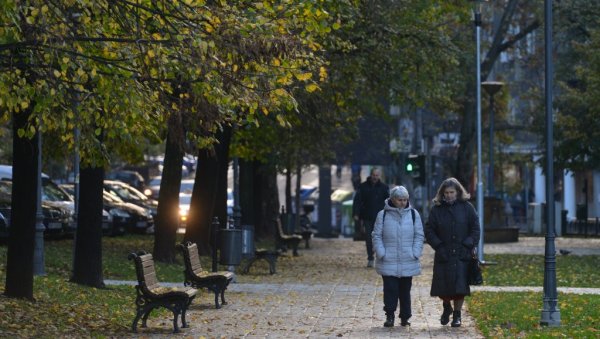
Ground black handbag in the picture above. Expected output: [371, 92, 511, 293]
[468, 248, 484, 285]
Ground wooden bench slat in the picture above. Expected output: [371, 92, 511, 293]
[129, 251, 197, 333]
[178, 242, 233, 309]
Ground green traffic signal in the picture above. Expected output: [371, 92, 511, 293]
[406, 163, 414, 172]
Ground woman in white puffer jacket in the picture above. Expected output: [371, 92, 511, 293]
[371, 185, 424, 328]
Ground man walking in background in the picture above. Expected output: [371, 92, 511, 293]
[353, 167, 389, 267]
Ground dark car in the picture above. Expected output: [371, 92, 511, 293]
[103, 191, 154, 235]
[0, 180, 72, 237]
[104, 180, 158, 217]
[60, 184, 114, 235]
[105, 170, 146, 191]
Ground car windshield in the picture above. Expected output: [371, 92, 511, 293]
[106, 182, 147, 201]
[42, 179, 72, 202]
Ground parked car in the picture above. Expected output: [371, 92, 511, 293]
[103, 180, 158, 217]
[59, 184, 114, 235]
[105, 170, 146, 191]
[103, 190, 154, 235]
[0, 180, 72, 237]
[144, 175, 161, 199]
[179, 192, 192, 227]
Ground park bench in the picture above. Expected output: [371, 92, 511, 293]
[280, 208, 315, 249]
[240, 248, 281, 275]
[276, 217, 302, 256]
[128, 251, 197, 333]
[177, 242, 234, 309]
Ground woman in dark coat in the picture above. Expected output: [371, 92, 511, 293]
[425, 177, 480, 327]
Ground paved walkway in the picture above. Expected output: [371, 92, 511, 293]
[110, 236, 599, 338]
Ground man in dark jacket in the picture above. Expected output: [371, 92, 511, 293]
[353, 167, 389, 267]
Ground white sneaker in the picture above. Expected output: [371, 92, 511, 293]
[367, 260, 374, 267]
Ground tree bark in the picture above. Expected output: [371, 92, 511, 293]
[71, 165, 105, 288]
[253, 162, 280, 238]
[4, 108, 37, 300]
[153, 112, 185, 263]
[184, 126, 231, 255]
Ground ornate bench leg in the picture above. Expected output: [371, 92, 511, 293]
[132, 310, 144, 333]
[171, 311, 180, 333]
[213, 289, 221, 309]
[220, 286, 228, 305]
[268, 256, 277, 274]
[181, 299, 190, 328]
[292, 243, 299, 256]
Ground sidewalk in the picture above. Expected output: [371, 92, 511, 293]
[112, 236, 599, 338]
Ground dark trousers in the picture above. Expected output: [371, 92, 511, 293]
[382, 276, 413, 320]
[363, 219, 375, 260]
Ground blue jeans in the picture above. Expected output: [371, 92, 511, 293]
[382, 276, 413, 320]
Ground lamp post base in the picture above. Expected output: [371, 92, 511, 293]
[540, 307, 561, 327]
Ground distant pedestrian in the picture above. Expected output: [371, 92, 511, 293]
[372, 186, 424, 327]
[352, 167, 389, 267]
[351, 163, 362, 191]
[425, 177, 480, 327]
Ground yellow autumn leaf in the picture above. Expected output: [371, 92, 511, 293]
[295, 72, 312, 81]
[274, 88, 287, 96]
[147, 50, 155, 58]
[305, 83, 319, 93]
[53, 70, 61, 78]
[261, 107, 269, 115]
[272, 58, 281, 66]
[319, 67, 327, 80]
[20, 101, 29, 109]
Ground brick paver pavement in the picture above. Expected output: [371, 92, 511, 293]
[109, 236, 599, 338]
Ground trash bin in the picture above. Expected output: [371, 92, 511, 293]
[219, 228, 242, 265]
[241, 224, 255, 259]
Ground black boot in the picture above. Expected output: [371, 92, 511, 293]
[400, 318, 411, 326]
[384, 314, 395, 327]
[440, 302, 453, 325]
[451, 310, 462, 327]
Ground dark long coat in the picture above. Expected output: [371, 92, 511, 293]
[352, 177, 389, 222]
[425, 200, 480, 297]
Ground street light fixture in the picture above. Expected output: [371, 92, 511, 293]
[541, 0, 560, 327]
[471, 0, 488, 263]
[482, 81, 504, 197]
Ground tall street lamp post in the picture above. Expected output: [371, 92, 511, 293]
[33, 129, 45, 276]
[541, 0, 560, 327]
[471, 0, 487, 263]
[482, 81, 504, 197]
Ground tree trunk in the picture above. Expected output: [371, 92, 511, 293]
[253, 162, 280, 238]
[71, 165, 105, 288]
[153, 113, 184, 263]
[4, 109, 37, 300]
[184, 127, 231, 255]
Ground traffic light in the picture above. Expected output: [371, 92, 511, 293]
[406, 154, 426, 185]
